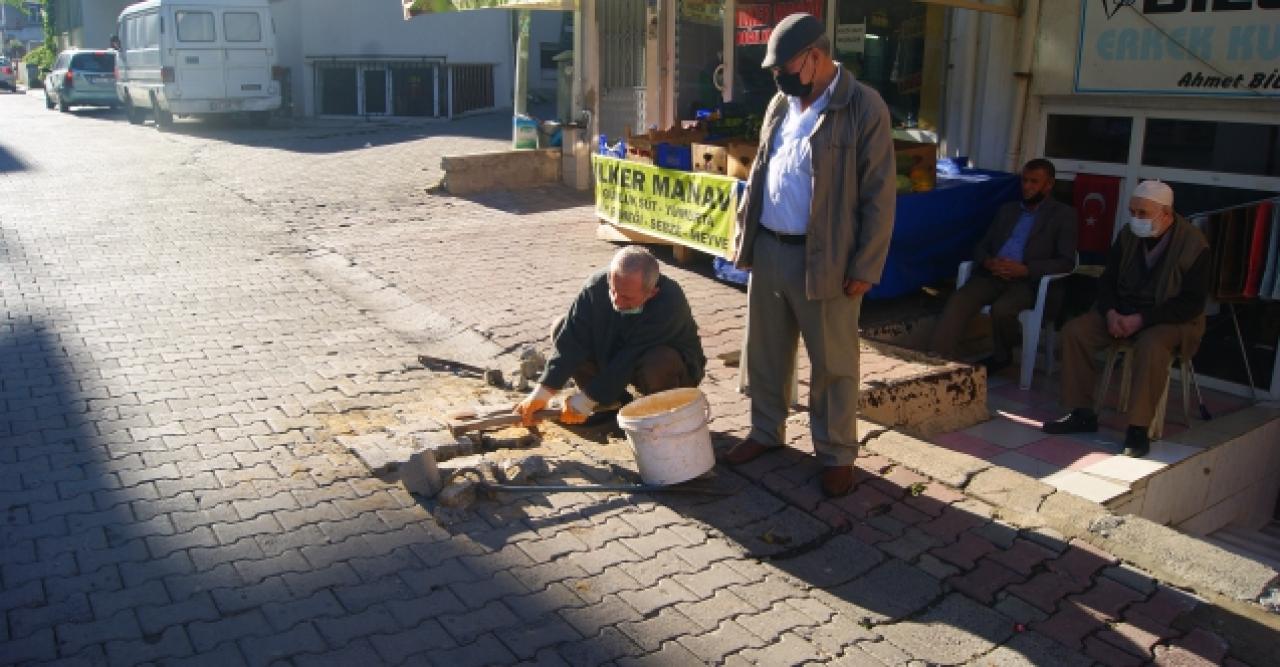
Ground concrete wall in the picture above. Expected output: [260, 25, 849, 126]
[526, 11, 565, 101]
[940, 5, 1019, 171]
[272, 0, 515, 117]
[81, 0, 131, 50]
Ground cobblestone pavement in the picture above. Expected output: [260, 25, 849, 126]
[0, 93, 1271, 666]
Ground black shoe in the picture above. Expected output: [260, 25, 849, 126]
[980, 355, 1012, 374]
[1042, 409, 1099, 435]
[1122, 426, 1150, 458]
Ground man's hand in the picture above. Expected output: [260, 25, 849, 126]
[843, 279, 872, 298]
[559, 392, 596, 425]
[986, 258, 1028, 281]
[514, 385, 554, 426]
[1105, 309, 1125, 339]
[1118, 313, 1144, 338]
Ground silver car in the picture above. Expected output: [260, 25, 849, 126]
[0, 57, 16, 92]
[44, 49, 117, 112]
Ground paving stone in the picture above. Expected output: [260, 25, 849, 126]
[48, 566, 124, 606]
[1007, 571, 1090, 615]
[951, 558, 1025, 605]
[1047, 539, 1118, 588]
[975, 631, 1095, 667]
[439, 600, 520, 645]
[931, 531, 998, 570]
[369, 620, 456, 663]
[989, 537, 1057, 576]
[136, 592, 221, 635]
[1151, 644, 1221, 667]
[10, 595, 94, 640]
[104, 624, 194, 667]
[774, 533, 884, 589]
[1032, 601, 1108, 651]
[559, 594, 644, 638]
[188, 609, 272, 653]
[89, 578, 169, 621]
[292, 639, 383, 667]
[1169, 628, 1229, 665]
[333, 575, 416, 614]
[0, 628, 58, 662]
[1067, 577, 1146, 621]
[617, 576, 701, 616]
[879, 527, 944, 562]
[240, 621, 327, 667]
[1125, 586, 1200, 628]
[1101, 563, 1158, 597]
[557, 626, 644, 665]
[495, 616, 583, 659]
[314, 604, 399, 647]
[1095, 616, 1171, 659]
[614, 639, 707, 667]
[738, 632, 826, 665]
[1084, 635, 1145, 667]
[382, 588, 467, 628]
[879, 593, 1013, 664]
[828, 557, 943, 623]
[993, 592, 1051, 625]
[677, 619, 768, 663]
[54, 609, 143, 657]
[212, 576, 291, 615]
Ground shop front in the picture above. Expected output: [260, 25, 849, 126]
[1023, 0, 1280, 400]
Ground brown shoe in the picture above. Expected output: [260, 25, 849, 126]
[718, 438, 774, 465]
[820, 465, 855, 498]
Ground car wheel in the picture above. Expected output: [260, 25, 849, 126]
[58, 97, 70, 113]
[45, 92, 54, 109]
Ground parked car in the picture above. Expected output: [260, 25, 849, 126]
[117, 0, 281, 128]
[0, 57, 16, 92]
[44, 50, 118, 112]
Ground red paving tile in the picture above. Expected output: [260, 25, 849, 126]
[1017, 437, 1114, 471]
[932, 431, 1004, 460]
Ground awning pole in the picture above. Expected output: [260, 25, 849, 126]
[514, 9, 531, 119]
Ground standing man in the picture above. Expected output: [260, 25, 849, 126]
[1043, 181, 1210, 457]
[514, 246, 706, 426]
[720, 13, 897, 497]
[929, 159, 1077, 372]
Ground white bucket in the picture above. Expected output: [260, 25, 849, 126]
[616, 387, 715, 486]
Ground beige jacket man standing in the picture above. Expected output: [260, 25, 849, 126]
[720, 13, 896, 497]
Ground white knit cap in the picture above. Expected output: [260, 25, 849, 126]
[1132, 180, 1174, 207]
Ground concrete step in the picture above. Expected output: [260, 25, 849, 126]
[1207, 523, 1280, 571]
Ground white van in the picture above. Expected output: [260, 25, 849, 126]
[116, 0, 281, 127]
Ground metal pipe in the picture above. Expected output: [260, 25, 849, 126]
[478, 482, 731, 496]
[1004, 0, 1041, 173]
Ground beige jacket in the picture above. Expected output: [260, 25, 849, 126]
[732, 68, 897, 300]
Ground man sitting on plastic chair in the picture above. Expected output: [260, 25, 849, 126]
[929, 159, 1077, 376]
[1043, 180, 1211, 458]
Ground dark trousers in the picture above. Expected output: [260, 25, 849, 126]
[551, 318, 695, 400]
[929, 273, 1035, 362]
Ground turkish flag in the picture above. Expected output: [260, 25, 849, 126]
[1073, 173, 1122, 261]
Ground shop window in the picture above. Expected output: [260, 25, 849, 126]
[392, 66, 436, 117]
[733, 0, 825, 115]
[676, 0, 724, 119]
[363, 68, 388, 115]
[1044, 114, 1132, 164]
[1143, 119, 1280, 178]
[319, 67, 357, 115]
[176, 11, 216, 42]
[832, 0, 943, 130]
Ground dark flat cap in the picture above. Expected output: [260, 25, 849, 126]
[761, 13, 825, 69]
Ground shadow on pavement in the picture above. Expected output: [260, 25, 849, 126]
[0, 144, 29, 174]
[407, 422, 1266, 665]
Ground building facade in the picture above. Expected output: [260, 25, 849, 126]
[46, 0, 132, 50]
[1, 1, 44, 58]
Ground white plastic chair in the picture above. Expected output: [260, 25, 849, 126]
[955, 258, 1075, 390]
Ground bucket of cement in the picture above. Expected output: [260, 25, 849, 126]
[616, 388, 714, 486]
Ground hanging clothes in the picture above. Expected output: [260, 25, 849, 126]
[1265, 202, 1280, 301]
[1244, 200, 1273, 298]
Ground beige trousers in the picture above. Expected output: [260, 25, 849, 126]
[746, 234, 862, 466]
[1060, 309, 1196, 428]
[929, 274, 1035, 362]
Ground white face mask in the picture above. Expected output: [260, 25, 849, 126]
[614, 305, 644, 316]
[1129, 217, 1156, 238]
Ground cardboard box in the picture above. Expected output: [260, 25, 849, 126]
[691, 139, 757, 179]
[894, 139, 936, 193]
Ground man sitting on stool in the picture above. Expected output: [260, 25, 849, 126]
[514, 246, 706, 426]
[1043, 180, 1210, 457]
[929, 159, 1077, 372]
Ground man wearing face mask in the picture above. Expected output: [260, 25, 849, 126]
[514, 246, 706, 427]
[1043, 180, 1210, 457]
[720, 13, 896, 497]
[928, 159, 1077, 372]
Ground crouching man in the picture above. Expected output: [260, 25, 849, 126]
[1043, 181, 1210, 457]
[515, 246, 707, 426]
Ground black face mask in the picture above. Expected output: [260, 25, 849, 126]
[1023, 192, 1046, 207]
[774, 52, 813, 98]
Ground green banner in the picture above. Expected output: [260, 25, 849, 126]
[404, 0, 574, 16]
[593, 155, 739, 259]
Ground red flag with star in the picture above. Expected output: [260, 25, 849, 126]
[1073, 173, 1121, 258]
